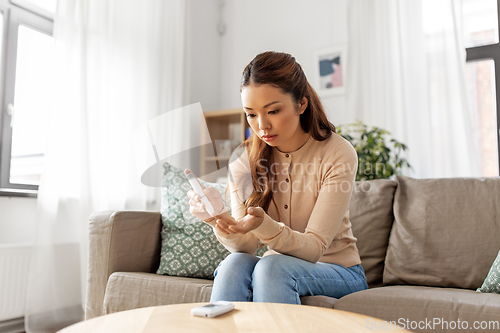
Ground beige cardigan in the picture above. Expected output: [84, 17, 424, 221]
[209, 132, 361, 267]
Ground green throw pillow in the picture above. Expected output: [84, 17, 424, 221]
[157, 162, 231, 279]
[477, 250, 500, 294]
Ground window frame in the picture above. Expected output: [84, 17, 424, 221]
[465, 0, 500, 175]
[0, 0, 53, 197]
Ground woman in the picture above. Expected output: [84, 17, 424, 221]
[188, 51, 368, 304]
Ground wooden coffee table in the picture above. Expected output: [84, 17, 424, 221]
[58, 302, 411, 332]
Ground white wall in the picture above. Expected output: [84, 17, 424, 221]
[219, 0, 351, 124]
[185, 0, 222, 112]
[0, 0, 351, 244]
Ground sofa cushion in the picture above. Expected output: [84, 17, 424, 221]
[477, 250, 500, 294]
[103, 272, 337, 313]
[157, 163, 231, 279]
[103, 272, 214, 314]
[349, 180, 397, 288]
[300, 296, 337, 308]
[384, 176, 500, 289]
[335, 286, 500, 332]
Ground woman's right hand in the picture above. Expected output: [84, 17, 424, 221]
[187, 187, 238, 233]
[187, 187, 227, 222]
[185, 169, 238, 234]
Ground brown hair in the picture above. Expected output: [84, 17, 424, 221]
[235, 51, 335, 215]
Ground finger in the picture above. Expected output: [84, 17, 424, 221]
[248, 206, 264, 217]
[189, 199, 206, 212]
[228, 223, 248, 234]
[190, 206, 204, 216]
[216, 220, 234, 234]
[219, 218, 238, 233]
[189, 197, 202, 207]
[204, 189, 228, 215]
[228, 217, 250, 233]
[203, 187, 219, 198]
[187, 190, 199, 200]
[204, 188, 225, 207]
[188, 192, 201, 203]
[215, 224, 229, 235]
[216, 219, 233, 230]
[197, 201, 206, 211]
[217, 216, 236, 225]
[190, 204, 205, 215]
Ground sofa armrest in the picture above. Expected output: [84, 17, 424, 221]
[85, 211, 162, 320]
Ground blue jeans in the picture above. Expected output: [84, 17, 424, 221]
[210, 252, 368, 304]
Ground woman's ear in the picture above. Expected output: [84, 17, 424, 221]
[298, 96, 308, 114]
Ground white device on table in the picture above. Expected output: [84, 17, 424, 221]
[191, 301, 235, 318]
[185, 170, 215, 215]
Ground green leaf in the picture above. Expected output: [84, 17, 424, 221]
[339, 120, 412, 180]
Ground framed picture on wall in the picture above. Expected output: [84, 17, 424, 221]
[313, 45, 347, 96]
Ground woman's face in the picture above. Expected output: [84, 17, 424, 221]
[241, 83, 309, 152]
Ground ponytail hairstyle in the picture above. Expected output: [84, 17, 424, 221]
[238, 51, 336, 214]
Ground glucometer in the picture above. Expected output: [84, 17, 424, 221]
[185, 170, 215, 215]
[191, 301, 235, 318]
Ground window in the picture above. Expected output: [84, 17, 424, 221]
[0, 0, 54, 196]
[464, 0, 500, 176]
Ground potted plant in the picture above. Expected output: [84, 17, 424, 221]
[337, 120, 411, 181]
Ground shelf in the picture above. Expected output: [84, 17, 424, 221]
[205, 156, 231, 161]
[204, 108, 242, 118]
[201, 108, 249, 182]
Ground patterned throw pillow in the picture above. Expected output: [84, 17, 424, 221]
[156, 163, 231, 279]
[477, 250, 500, 294]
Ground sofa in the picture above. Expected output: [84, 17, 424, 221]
[85, 176, 500, 332]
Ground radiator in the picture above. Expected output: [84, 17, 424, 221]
[0, 244, 31, 322]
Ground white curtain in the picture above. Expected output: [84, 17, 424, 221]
[25, 0, 186, 331]
[346, 0, 481, 178]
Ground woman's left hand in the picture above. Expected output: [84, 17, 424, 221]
[217, 207, 265, 234]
